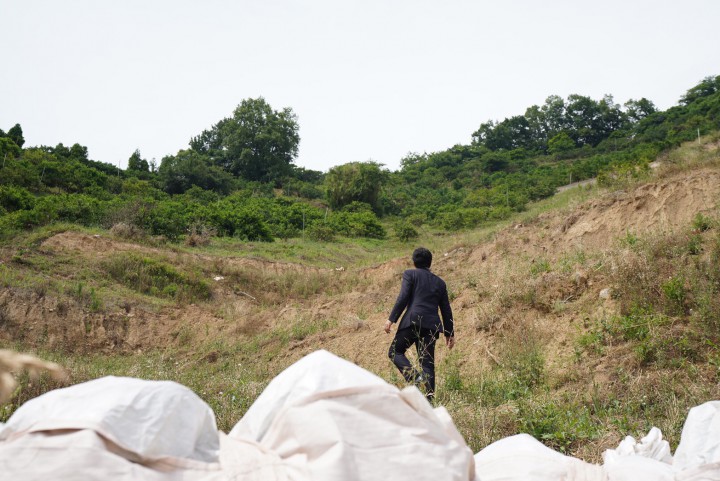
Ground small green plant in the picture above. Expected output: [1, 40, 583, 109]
[634, 340, 657, 365]
[620, 230, 639, 247]
[617, 308, 651, 341]
[577, 327, 607, 356]
[88, 288, 103, 312]
[75, 282, 84, 299]
[499, 323, 546, 399]
[692, 213, 713, 232]
[288, 318, 336, 341]
[530, 259, 550, 276]
[11, 248, 28, 265]
[518, 402, 599, 454]
[442, 354, 464, 392]
[686, 233, 703, 255]
[662, 275, 687, 315]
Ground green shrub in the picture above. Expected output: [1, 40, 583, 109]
[0, 185, 35, 212]
[393, 221, 419, 242]
[439, 211, 464, 231]
[692, 213, 713, 232]
[306, 222, 335, 242]
[326, 210, 386, 239]
[518, 402, 598, 454]
[686, 233, 703, 255]
[139, 200, 190, 241]
[662, 275, 687, 315]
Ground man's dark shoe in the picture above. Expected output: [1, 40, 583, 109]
[414, 373, 429, 393]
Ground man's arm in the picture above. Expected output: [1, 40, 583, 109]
[385, 270, 414, 333]
[388, 270, 414, 323]
[439, 282, 454, 348]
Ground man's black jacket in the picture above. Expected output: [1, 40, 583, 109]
[388, 267, 454, 337]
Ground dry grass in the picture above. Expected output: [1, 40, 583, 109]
[110, 222, 147, 241]
[185, 223, 216, 247]
[0, 349, 68, 404]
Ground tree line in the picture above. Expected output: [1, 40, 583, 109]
[1, 75, 719, 242]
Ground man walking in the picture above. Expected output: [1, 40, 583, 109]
[384, 247, 455, 402]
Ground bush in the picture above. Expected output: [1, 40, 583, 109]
[393, 221, 418, 242]
[0, 185, 35, 212]
[207, 206, 273, 241]
[139, 200, 190, 241]
[326, 210, 386, 239]
[439, 211, 464, 231]
[185, 223, 216, 247]
[0, 194, 106, 229]
[306, 222, 336, 242]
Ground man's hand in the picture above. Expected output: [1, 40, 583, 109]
[384, 320, 393, 334]
[446, 336, 455, 350]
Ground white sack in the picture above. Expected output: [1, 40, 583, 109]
[603, 455, 674, 481]
[229, 350, 476, 481]
[0, 429, 227, 481]
[473, 433, 605, 481]
[603, 427, 672, 464]
[0, 375, 219, 463]
[230, 349, 389, 441]
[674, 401, 720, 471]
[601, 426, 674, 480]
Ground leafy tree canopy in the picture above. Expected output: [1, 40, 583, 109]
[325, 161, 387, 212]
[190, 97, 300, 184]
[7, 124, 24, 148]
[127, 149, 150, 173]
[158, 149, 236, 195]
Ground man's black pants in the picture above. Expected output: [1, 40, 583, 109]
[388, 325, 438, 400]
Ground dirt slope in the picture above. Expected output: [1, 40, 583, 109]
[2, 166, 720, 383]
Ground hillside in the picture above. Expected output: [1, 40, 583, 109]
[2, 135, 720, 461]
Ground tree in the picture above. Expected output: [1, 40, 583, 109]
[624, 98, 656, 123]
[0, 137, 21, 159]
[472, 116, 533, 151]
[69, 143, 89, 162]
[190, 97, 300, 184]
[325, 161, 386, 212]
[540, 95, 568, 136]
[127, 149, 150, 172]
[565, 94, 602, 146]
[547, 132, 575, 156]
[7, 124, 24, 148]
[680, 75, 720, 105]
[158, 150, 235, 195]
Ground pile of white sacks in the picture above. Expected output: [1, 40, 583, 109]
[1, 350, 719, 480]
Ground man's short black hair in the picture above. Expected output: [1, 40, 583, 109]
[412, 247, 432, 269]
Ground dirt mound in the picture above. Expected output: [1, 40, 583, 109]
[558, 168, 720, 250]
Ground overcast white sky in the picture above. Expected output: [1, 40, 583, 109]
[1, 1, 719, 172]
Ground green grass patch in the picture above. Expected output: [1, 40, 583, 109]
[103, 252, 211, 302]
